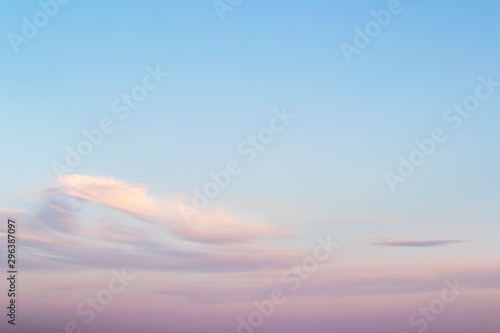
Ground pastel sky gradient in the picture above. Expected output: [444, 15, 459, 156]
[1, 1, 499, 332]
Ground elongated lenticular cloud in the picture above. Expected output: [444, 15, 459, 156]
[372, 238, 473, 247]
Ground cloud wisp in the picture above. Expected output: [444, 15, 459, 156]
[371, 238, 473, 247]
[1, 175, 302, 273]
[33, 174, 290, 245]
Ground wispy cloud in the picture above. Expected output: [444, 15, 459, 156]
[31, 174, 291, 245]
[0, 175, 303, 272]
[148, 263, 500, 304]
[371, 238, 473, 247]
[36, 196, 80, 233]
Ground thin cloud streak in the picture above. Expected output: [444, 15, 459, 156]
[371, 238, 474, 247]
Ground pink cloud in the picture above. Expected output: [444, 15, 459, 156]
[40, 174, 290, 245]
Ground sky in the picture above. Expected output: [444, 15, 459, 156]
[0, 0, 499, 332]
